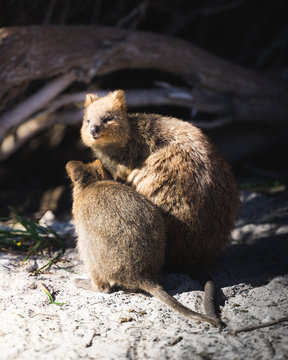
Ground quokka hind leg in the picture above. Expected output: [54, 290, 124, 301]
[74, 278, 94, 290]
[75, 277, 112, 293]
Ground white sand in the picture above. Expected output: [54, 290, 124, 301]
[0, 191, 288, 360]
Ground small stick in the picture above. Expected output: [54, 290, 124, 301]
[231, 316, 288, 335]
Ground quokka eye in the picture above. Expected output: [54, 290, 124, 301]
[86, 119, 91, 124]
[102, 116, 113, 124]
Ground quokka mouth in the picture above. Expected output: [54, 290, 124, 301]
[91, 133, 102, 140]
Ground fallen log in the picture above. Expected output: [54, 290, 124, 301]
[1, 26, 287, 121]
[0, 26, 287, 161]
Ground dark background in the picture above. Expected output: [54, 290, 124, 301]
[1, 0, 287, 218]
[2, 0, 288, 70]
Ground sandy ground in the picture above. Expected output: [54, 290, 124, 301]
[0, 190, 288, 360]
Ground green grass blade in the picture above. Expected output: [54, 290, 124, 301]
[1, 208, 66, 273]
[40, 282, 66, 306]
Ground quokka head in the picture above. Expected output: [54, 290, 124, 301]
[66, 159, 111, 188]
[81, 90, 130, 149]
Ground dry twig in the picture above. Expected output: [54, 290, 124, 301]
[231, 316, 288, 335]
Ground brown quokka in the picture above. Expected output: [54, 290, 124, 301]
[66, 159, 220, 327]
[81, 90, 240, 320]
[81, 90, 240, 270]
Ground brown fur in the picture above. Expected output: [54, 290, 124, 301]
[66, 160, 220, 327]
[81, 90, 240, 273]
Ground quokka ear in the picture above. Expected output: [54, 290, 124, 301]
[66, 161, 86, 185]
[84, 93, 99, 107]
[90, 159, 112, 180]
[110, 90, 126, 109]
[66, 161, 97, 187]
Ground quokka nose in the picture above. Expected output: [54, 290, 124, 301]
[90, 125, 100, 137]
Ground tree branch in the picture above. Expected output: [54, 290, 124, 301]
[0, 71, 76, 140]
[0, 110, 80, 161]
[0, 26, 287, 123]
[0, 26, 287, 162]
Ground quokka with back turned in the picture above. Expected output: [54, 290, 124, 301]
[66, 159, 220, 327]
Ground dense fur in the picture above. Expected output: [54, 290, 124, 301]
[66, 160, 220, 327]
[81, 90, 240, 273]
[67, 159, 165, 290]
